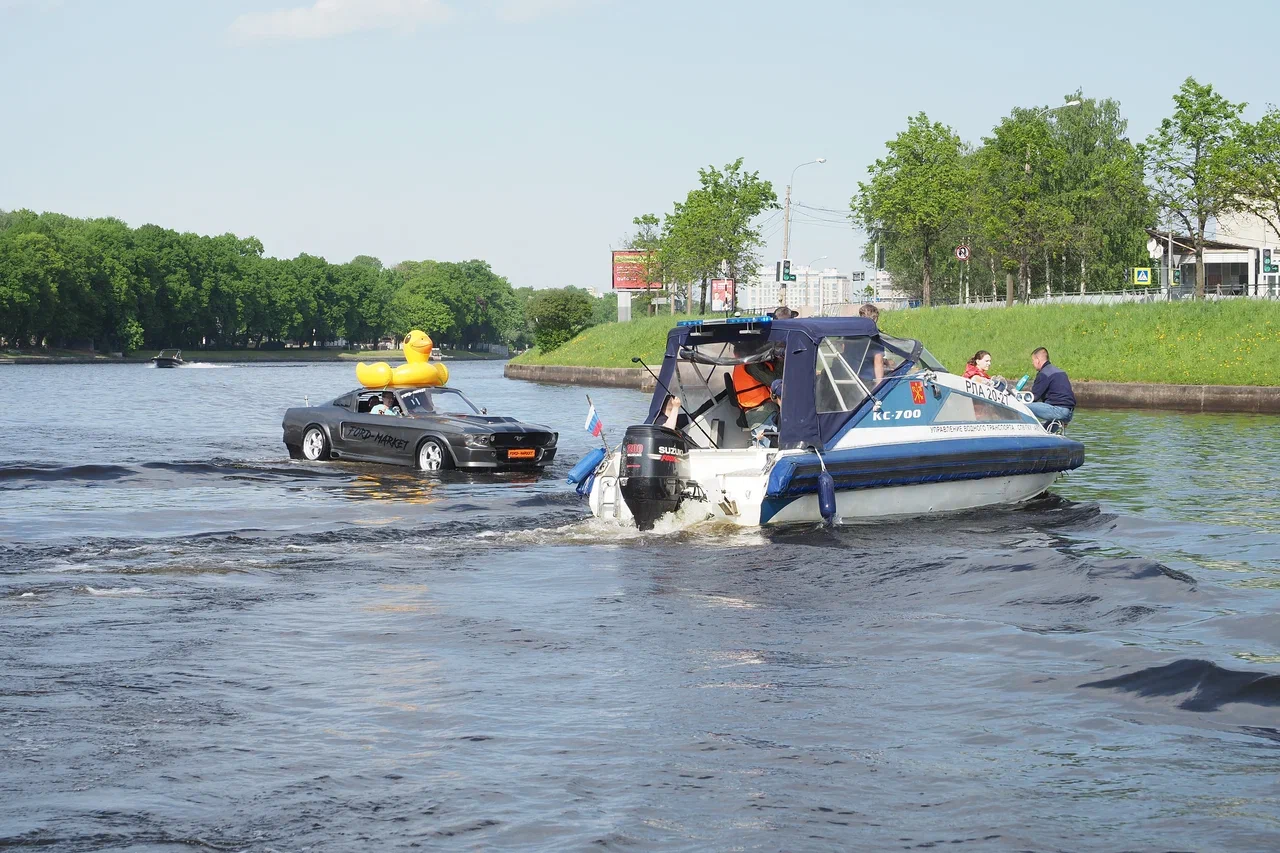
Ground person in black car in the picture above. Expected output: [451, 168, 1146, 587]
[370, 391, 401, 416]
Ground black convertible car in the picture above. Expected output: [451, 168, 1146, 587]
[282, 386, 558, 471]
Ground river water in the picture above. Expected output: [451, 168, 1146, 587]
[1, 360, 1277, 852]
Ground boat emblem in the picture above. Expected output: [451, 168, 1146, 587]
[515, 435, 525, 442]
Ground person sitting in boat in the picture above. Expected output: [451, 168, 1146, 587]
[731, 342, 780, 429]
[1028, 347, 1076, 425]
[370, 391, 401, 416]
[962, 351, 1012, 388]
[750, 380, 784, 447]
[857, 304, 886, 387]
[652, 393, 690, 432]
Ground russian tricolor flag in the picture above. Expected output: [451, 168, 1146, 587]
[584, 402, 604, 438]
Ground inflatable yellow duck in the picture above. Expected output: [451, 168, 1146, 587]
[356, 329, 449, 388]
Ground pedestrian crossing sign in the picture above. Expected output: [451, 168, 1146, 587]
[1133, 267, 1151, 284]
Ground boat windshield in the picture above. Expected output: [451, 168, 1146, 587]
[812, 335, 943, 413]
[399, 387, 480, 416]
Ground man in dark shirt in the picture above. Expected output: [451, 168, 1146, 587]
[1028, 347, 1076, 424]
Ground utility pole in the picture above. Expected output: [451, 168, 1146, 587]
[779, 158, 825, 306]
[780, 183, 792, 306]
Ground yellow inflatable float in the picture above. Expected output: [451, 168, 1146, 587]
[356, 329, 449, 388]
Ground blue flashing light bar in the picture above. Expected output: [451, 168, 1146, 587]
[676, 315, 772, 327]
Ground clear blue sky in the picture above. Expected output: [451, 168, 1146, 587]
[2, 0, 1276, 289]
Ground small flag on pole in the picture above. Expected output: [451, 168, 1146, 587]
[585, 399, 604, 439]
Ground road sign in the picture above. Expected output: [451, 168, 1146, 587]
[1133, 267, 1152, 285]
[955, 245, 970, 261]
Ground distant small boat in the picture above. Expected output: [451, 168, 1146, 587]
[152, 349, 184, 368]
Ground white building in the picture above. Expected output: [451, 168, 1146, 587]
[1148, 211, 1280, 296]
[739, 266, 853, 315]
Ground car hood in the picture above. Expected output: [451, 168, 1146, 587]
[413, 414, 552, 433]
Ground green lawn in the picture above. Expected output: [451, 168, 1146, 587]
[511, 301, 1280, 386]
[511, 314, 699, 368]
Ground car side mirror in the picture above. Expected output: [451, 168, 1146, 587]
[481, 408, 488, 415]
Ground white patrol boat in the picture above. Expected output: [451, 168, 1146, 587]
[566, 315, 1083, 529]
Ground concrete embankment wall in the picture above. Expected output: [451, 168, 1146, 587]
[504, 363, 1280, 414]
[505, 363, 657, 392]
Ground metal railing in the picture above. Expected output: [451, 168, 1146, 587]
[943, 286, 1279, 308]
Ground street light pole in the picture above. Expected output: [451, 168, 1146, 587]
[1024, 100, 1081, 175]
[780, 157, 826, 306]
[807, 255, 828, 315]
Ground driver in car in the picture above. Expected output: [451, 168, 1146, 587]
[370, 391, 401, 416]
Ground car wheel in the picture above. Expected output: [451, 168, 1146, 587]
[417, 438, 451, 471]
[301, 426, 330, 461]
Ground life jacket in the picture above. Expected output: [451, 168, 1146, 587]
[733, 361, 774, 410]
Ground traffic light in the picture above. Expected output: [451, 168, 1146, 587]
[1173, 268, 1181, 284]
[875, 243, 886, 270]
[1265, 249, 1275, 274]
[781, 260, 795, 282]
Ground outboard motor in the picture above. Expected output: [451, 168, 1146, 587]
[619, 424, 691, 530]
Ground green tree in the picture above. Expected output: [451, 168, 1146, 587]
[1142, 77, 1249, 299]
[0, 231, 62, 345]
[652, 158, 777, 314]
[976, 107, 1074, 305]
[528, 287, 594, 352]
[624, 213, 667, 310]
[389, 288, 455, 339]
[391, 259, 518, 347]
[1051, 92, 1152, 294]
[696, 158, 778, 311]
[1240, 106, 1280, 242]
[852, 113, 968, 307]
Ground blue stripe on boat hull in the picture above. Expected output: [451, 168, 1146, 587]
[766, 435, 1084, 500]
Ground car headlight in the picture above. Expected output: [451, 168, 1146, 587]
[464, 434, 493, 448]
[551, 432, 559, 445]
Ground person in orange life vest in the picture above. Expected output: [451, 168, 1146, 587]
[962, 350, 1010, 389]
[732, 341, 780, 429]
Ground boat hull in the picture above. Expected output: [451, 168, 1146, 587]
[587, 433, 1081, 528]
[152, 358, 182, 368]
[760, 471, 1060, 525]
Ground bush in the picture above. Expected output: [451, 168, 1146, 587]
[529, 288, 595, 352]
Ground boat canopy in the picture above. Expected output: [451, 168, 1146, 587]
[648, 316, 942, 450]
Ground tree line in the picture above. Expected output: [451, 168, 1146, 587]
[852, 78, 1280, 305]
[0, 209, 598, 352]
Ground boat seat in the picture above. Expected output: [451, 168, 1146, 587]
[724, 373, 749, 429]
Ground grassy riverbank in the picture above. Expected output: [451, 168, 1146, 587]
[1, 348, 507, 364]
[511, 301, 1280, 386]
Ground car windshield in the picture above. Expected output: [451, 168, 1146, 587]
[399, 388, 480, 416]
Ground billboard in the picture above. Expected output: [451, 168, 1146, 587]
[710, 278, 734, 312]
[611, 250, 659, 291]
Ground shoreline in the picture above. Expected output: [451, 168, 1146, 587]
[503, 363, 1280, 415]
[0, 351, 509, 366]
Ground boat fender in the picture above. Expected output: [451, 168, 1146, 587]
[567, 446, 607, 487]
[818, 471, 837, 523]
[809, 445, 838, 524]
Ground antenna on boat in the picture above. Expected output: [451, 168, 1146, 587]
[632, 357, 719, 450]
